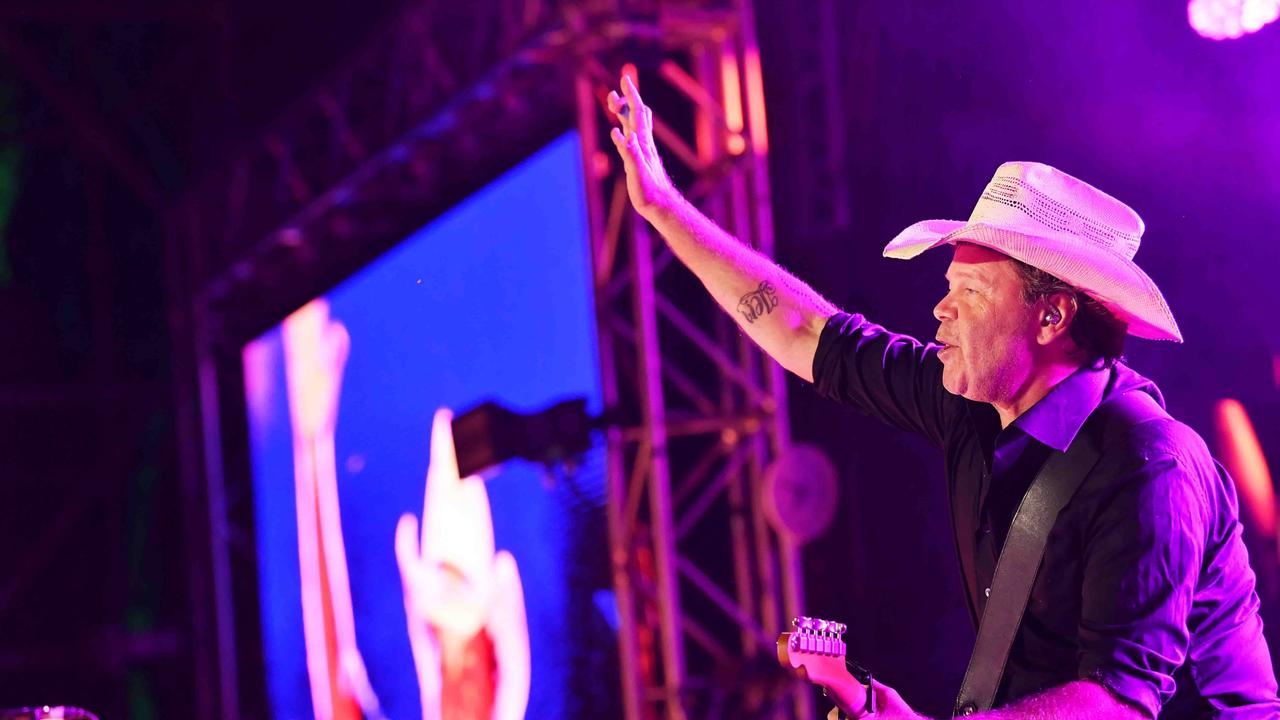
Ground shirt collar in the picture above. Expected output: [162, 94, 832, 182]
[1010, 363, 1110, 452]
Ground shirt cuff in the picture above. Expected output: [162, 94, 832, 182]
[1085, 667, 1160, 720]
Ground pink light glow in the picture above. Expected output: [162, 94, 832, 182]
[1213, 398, 1277, 539]
[1189, 0, 1280, 39]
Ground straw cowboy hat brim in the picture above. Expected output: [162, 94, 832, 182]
[883, 163, 1182, 343]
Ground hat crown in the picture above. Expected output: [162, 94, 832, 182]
[969, 162, 1144, 260]
[880, 160, 1181, 342]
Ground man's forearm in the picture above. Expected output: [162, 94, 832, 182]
[972, 680, 1145, 720]
[641, 193, 837, 382]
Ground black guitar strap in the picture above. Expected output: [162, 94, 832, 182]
[953, 390, 1166, 717]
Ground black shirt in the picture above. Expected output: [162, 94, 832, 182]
[812, 312, 1279, 718]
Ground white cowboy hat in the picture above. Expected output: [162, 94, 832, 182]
[882, 161, 1182, 342]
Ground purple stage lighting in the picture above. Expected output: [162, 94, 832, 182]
[1188, 0, 1280, 39]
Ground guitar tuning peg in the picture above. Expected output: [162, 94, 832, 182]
[813, 618, 827, 633]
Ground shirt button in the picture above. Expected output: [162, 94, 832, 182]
[984, 587, 991, 598]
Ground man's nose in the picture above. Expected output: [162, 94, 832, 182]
[933, 293, 955, 322]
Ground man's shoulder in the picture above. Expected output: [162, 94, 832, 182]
[1093, 402, 1209, 470]
[1090, 364, 1211, 469]
[1083, 399, 1221, 519]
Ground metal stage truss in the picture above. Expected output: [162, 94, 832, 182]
[168, 1, 813, 718]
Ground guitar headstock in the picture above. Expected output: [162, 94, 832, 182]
[776, 616, 852, 692]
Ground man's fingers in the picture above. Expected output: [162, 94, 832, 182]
[622, 73, 640, 103]
[621, 74, 644, 125]
[608, 88, 635, 143]
[611, 127, 639, 165]
[607, 90, 627, 117]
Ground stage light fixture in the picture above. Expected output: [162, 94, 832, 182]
[451, 398, 596, 478]
[1188, 0, 1280, 39]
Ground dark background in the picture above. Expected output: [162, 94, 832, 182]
[0, 1, 1276, 716]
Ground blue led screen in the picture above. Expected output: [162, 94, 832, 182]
[242, 131, 618, 720]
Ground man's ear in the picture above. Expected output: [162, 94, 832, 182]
[1037, 292, 1077, 346]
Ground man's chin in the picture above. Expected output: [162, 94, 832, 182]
[941, 370, 965, 397]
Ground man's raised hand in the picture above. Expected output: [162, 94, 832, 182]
[607, 74, 677, 216]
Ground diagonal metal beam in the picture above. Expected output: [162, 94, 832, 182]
[0, 25, 164, 208]
[654, 293, 768, 405]
[676, 556, 772, 651]
[675, 444, 750, 540]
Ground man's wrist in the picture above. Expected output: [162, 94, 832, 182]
[637, 187, 686, 224]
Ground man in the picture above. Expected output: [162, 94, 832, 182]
[606, 74, 1279, 718]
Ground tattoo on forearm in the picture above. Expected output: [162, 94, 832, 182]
[737, 281, 780, 324]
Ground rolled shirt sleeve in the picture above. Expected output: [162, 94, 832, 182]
[1077, 449, 1207, 719]
[811, 312, 960, 448]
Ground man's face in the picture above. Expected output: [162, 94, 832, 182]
[932, 243, 1041, 404]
